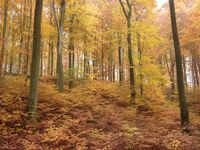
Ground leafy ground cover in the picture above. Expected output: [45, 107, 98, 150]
[0, 76, 200, 149]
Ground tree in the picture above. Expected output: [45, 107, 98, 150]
[68, 2, 75, 89]
[0, 0, 8, 78]
[119, 0, 136, 102]
[168, 0, 189, 130]
[52, 0, 66, 92]
[28, 0, 43, 114]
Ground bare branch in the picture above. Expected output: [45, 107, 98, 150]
[126, 0, 131, 7]
[119, 0, 128, 19]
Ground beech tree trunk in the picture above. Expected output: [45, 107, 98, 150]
[24, 0, 33, 75]
[119, 0, 136, 102]
[68, 4, 75, 89]
[68, 28, 75, 89]
[169, 0, 189, 129]
[53, 0, 66, 91]
[28, 0, 43, 114]
[137, 34, 143, 96]
[0, 0, 8, 77]
[118, 34, 124, 83]
[118, 46, 123, 83]
[10, 33, 16, 73]
[182, 57, 188, 88]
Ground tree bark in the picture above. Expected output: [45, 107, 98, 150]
[119, 0, 136, 102]
[52, 0, 65, 91]
[68, 7, 75, 89]
[182, 57, 188, 88]
[169, 0, 189, 129]
[118, 34, 124, 83]
[24, 0, 33, 75]
[28, 0, 43, 114]
[0, 0, 8, 77]
[9, 33, 16, 73]
[137, 34, 143, 96]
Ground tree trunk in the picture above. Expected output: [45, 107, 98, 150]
[193, 56, 199, 87]
[118, 46, 123, 83]
[169, 0, 189, 130]
[119, 0, 136, 102]
[28, 0, 43, 114]
[113, 64, 115, 82]
[40, 50, 43, 76]
[137, 34, 143, 96]
[118, 35, 124, 83]
[24, 0, 32, 75]
[127, 16, 136, 101]
[68, 4, 75, 89]
[108, 40, 113, 82]
[0, 0, 8, 77]
[48, 40, 51, 75]
[101, 47, 104, 80]
[53, 0, 66, 92]
[9, 33, 15, 73]
[68, 31, 75, 88]
[84, 52, 88, 77]
[182, 57, 188, 88]
[51, 42, 54, 75]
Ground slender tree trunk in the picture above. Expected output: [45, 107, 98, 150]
[108, 40, 113, 82]
[169, 0, 189, 130]
[28, 0, 43, 114]
[137, 34, 143, 96]
[48, 2, 54, 76]
[24, 0, 32, 75]
[4, 21, 12, 74]
[22, 0, 28, 74]
[93, 58, 97, 75]
[118, 46, 123, 83]
[68, 29, 75, 89]
[182, 57, 188, 88]
[76, 53, 80, 78]
[48, 40, 51, 75]
[9, 36, 14, 73]
[119, 0, 136, 102]
[18, 1, 27, 75]
[113, 64, 115, 82]
[101, 47, 104, 80]
[118, 35, 124, 83]
[40, 50, 43, 76]
[9, 33, 16, 73]
[51, 43, 54, 75]
[193, 56, 199, 87]
[48, 36, 53, 76]
[0, 0, 8, 77]
[191, 56, 196, 87]
[68, 4, 75, 89]
[53, 0, 66, 91]
[127, 16, 136, 101]
[84, 52, 87, 77]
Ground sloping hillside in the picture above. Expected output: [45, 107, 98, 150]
[0, 76, 200, 149]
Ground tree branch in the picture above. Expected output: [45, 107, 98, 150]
[119, 0, 128, 19]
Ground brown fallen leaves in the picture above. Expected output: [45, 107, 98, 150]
[0, 76, 200, 149]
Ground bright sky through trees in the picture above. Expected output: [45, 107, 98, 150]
[156, 0, 167, 7]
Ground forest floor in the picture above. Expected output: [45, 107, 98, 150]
[0, 76, 200, 150]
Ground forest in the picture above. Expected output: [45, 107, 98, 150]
[0, 0, 200, 149]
